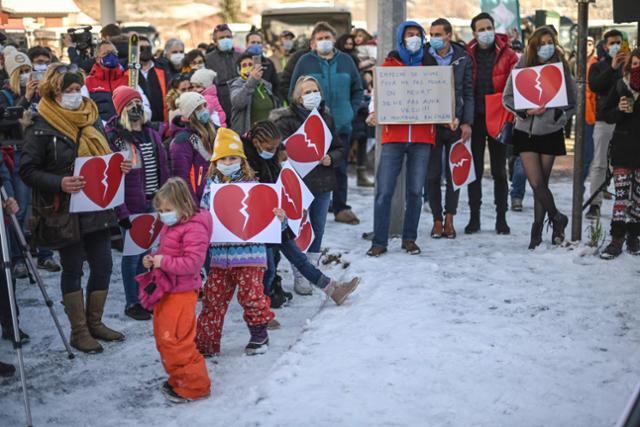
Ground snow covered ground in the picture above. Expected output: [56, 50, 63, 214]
[1, 172, 639, 427]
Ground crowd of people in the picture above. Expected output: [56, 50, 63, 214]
[0, 13, 637, 403]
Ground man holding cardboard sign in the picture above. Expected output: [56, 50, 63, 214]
[367, 21, 438, 257]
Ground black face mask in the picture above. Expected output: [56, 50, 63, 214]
[127, 104, 144, 122]
[140, 46, 153, 62]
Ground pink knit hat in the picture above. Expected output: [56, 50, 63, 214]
[112, 86, 142, 116]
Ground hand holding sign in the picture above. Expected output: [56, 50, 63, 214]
[70, 153, 126, 213]
[283, 108, 331, 177]
[511, 62, 567, 110]
[210, 183, 282, 243]
[449, 139, 476, 191]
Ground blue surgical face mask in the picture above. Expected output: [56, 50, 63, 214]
[159, 211, 179, 227]
[247, 44, 263, 56]
[316, 40, 334, 54]
[217, 162, 241, 176]
[430, 37, 445, 51]
[608, 43, 621, 58]
[196, 109, 210, 124]
[218, 38, 234, 52]
[101, 53, 119, 69]
[259, 150, 275, 160]
[477, 30, 495, 46]
[537, 44, 556, 62]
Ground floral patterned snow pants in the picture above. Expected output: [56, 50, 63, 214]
[196, 267, 274, 355]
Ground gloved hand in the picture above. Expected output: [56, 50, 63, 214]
[119, 218, 132, 229]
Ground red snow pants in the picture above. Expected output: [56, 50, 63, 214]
[153, 291, 211, 399]
[196, 267, 274, 355]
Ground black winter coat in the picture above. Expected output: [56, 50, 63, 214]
[602, 77, 640, 169]
[588, 57, 623, 122]
[19, 115, 117, 247]
[269, 104, 343, 196]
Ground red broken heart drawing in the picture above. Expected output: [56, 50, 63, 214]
[514, 65, 563, 107]
[295, 215, 314, 253]
[285, 114, 326, 163]
[80, 153, 124, 208]
[129, 214, 163, 250]
[280, 168, 303, 220]
[450, 142, 473, 187]
[213, 184, 279, 241]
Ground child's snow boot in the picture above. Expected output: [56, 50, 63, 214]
[600, 237, 625, 260]
[245, 324, 269, 356]
[323, 277, 360, 305]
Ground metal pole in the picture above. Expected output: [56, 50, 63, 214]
[100, 0, 116, 26]
[0, 197, 33, 426]
[375, 0, 406, 237]
[571, 0, 590, 242]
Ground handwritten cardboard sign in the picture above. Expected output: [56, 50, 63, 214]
[374, 66, 455, 124]
[511, 62, 568, 110]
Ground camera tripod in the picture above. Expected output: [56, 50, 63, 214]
[1, 186, 75, 426]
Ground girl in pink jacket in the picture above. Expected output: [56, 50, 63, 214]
[141, 177, 212, 403]
[190, 68, 227, 127]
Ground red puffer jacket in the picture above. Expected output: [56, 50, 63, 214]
[467, 33, 518, 94]
[378, 56, 436, 145]
[84, 63, 130, 121]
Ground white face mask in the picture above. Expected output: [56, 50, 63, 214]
[191, 63, 204, 71]
[282, 39, 294, 51]
[316, 40, 334, 55]
[302, 91, 322, 110]
[33, 63, 48, 72]
[60, 92, 83, 110]
[608, 43, 621, 58]
[19, 72, 31, 87]
[217, 162, 241, 176]
[405, 36, 422, 53]
[170, 53, 185, 67]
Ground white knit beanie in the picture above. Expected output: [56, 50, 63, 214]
[3, 46, 31, 77]
[190, 68, 217, 88]
[176, 92, 206, 119]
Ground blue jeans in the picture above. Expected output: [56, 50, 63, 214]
[332, 132, 352, 213]
[264, 247, 279, 295]
[281, 238, 330, 288]
[373, 143, 431, 248]
[510, 156, 527, 200]
[308, 191, 331, 253]
[121, 252, 147, 308]
[583, 123, 595, 183]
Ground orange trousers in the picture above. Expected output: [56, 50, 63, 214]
[153, 291, 211, 399]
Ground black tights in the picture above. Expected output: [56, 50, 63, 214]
[520, 152, 558, 224]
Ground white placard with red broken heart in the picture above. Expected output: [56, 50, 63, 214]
[283, 108, 332, 177]
[123, 213, 164, 256]
[70, 153, 126, 213]
[449, 139, 476, 191]
[277, 161, 314, 237]
[511, 62, 568, 110]
[209, 183, 282, 244]
[295, 212, 315, 253]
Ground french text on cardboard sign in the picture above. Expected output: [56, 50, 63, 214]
[374, 66, 455, 125]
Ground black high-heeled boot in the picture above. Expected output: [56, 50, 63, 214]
[528, 222, 544, 250]
[551, 212, 569, 245]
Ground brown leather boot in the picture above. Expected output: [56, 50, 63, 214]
[401, 240, 421, 255]
[63, 290, 103, 354]
[431, 220, 444, 238]
[86, 291, 125, 342]
[444, 214, 456, 239]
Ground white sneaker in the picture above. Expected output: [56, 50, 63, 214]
[292, 263, 313, 295]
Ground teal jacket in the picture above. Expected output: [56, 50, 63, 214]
[288, 49, 363, 134]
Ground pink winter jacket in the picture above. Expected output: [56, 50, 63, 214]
[153, 209, 213, 293]
[202, 85, 227, 128]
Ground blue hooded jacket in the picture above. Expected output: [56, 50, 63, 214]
[396, 21, 426, 66]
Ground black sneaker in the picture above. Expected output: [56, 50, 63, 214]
[0, 360, 15, 377]
[161, 381, 192, 404]
[585, 205, 600, 220]
[125, 304, 152, 321]
[12, 263, 28, 279]
[37, 258, 61, 272]
[626, 235, 640, 255]
[2, 327, 30, 344]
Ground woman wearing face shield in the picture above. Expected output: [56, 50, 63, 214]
[19, 64, 133, 354]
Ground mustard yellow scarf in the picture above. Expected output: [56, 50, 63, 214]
[38, 96, 112, 157]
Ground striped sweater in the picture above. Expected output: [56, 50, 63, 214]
[200, 171, 267, 269]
